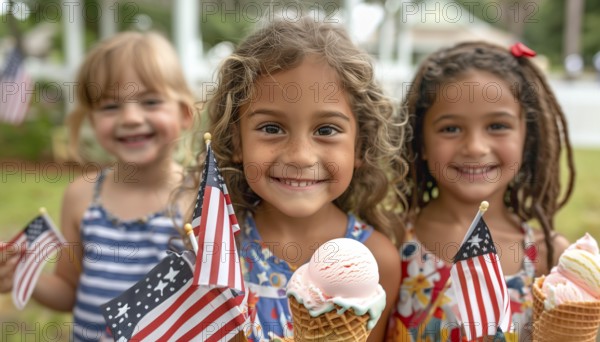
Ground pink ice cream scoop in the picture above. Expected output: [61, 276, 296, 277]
[308, 238, 379, 299]
[287, 238, 386, 329]
[566, 232, 599, 254]
[542, 234, 600, 308]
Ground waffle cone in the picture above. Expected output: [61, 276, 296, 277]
[532, 276, 600, 342]
[288, 295, 371, 341]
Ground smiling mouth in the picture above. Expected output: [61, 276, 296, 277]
[117, 133, 155, 143]
[456, 166, 496, 175]
[272, 177, 324, 187]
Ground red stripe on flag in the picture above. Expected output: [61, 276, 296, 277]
[481, 255, 500, 328]
[19, 236, 61, 303]
[194, 186, 213, 284]
[209, 194, 225, 285]
[228, 227, 236, 290]
[180, 291, 244, 341]
[224, 192, 239, 228]
[15, 233, 59, 302]
[203, 312, 247, 342]
[490, 253, 511, 331]
[468, 257, 487, 337]
[133, 283, 198, 339]
[158, 287, 224, 340]
[456, 261, 476, 339]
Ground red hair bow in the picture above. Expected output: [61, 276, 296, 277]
[510, 42, 536, 58]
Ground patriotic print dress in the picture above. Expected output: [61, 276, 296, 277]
[239, 214, 373, 341]
[386, 224, 537, 342]
[72, 171, 182, 341]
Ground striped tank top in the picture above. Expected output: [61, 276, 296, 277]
[72, 171, 183, 341]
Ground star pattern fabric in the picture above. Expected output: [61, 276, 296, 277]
[101, 251, 246, 341]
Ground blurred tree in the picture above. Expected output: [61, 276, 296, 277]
[455, 0, 600, 69]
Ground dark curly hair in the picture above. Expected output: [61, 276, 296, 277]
[402, 41, 575, 266]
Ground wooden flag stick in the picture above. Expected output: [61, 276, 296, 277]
[184, 224, 198, 254]
[459, 201, 489, 246]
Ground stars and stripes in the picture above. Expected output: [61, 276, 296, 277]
[0, 47, 32, 125]
[3, 212, 65, 309]
[451, 216, 512, 340]
[191, 142, 244, 293]
[101, 251, 247, 341]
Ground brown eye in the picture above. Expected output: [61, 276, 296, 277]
[260, 124, 282, 134]
[316, 126, 339, 136]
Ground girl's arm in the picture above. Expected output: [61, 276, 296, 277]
[32, 177, 92, 311]
[364, 230, 401, 342]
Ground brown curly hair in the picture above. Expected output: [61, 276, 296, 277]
[195, 17, 407, 244]
[402, 41, 575, 266]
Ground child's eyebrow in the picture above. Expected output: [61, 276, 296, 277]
[247, 109, 351, 122]
[314, 110, 352, 122]
[432, 113, 460, 124]
[432, 111, 518, 124]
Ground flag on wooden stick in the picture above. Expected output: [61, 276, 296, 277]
[450, 201, 512, 340]
[0, 208, 65, 309]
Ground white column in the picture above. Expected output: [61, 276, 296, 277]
[62, 0, 84, 113]
[396, 0, 413, 79]
[174, 0, 201, 86]
[63, 0, 84, 73]
[99, 0, 117, 39]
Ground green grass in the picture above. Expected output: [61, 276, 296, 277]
[0, 161, 71, 341]
[556, 148, 600, 240]
[0, 149, 599, 339]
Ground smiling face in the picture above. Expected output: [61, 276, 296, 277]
[422, 70, 526, 204]
[237, 56, 359, 219]
[90, 70, 192, 167]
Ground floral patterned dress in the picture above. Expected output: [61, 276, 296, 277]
[239, 214, 373, 341]
[387, 224, 538, 342]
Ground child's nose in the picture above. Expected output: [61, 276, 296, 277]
[462, 132, 490, 157]
[282, 135, 318, 168]
[120, 103, 144, 125]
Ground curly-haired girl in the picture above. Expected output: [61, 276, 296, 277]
[202, 16, 407, 341]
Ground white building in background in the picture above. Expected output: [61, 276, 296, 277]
[351, 0, 518, 100]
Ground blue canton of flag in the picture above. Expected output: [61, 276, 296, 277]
[0, 47, 32, 125]
[451, 216, 512, 340]
[101, 251, 247, 341]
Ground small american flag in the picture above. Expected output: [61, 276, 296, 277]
[451, 215, 511, 340]
[101, 251, 247, 341]
[0, 47, 32, 125]
[191, 141, 244, 292]
[2, 212, 65, 309]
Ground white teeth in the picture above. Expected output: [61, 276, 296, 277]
[458, 167, 493, 175]
[281, 179, 317, 187]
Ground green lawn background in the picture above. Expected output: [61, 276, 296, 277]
[1, 148, 599, 340]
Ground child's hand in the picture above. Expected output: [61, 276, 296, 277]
[0, 241, 21, 293]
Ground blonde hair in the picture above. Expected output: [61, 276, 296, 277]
[403, 41, 575, 265]
[67, 31, 196, 162]
[199, 17, 407, 243]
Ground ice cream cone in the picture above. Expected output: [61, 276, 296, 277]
[532, 277, 600, 342]
[288, 296, 371, 341]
